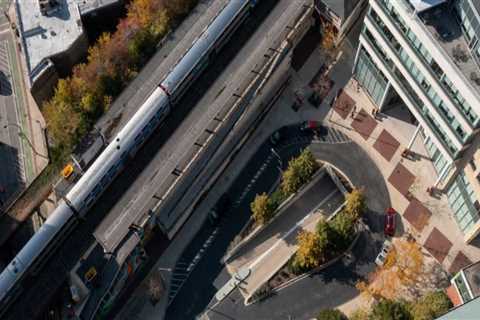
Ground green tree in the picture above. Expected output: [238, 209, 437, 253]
[250, 193, 275, 225]
[344, 188, 367, 220]
[411, 291, 451, 320]
[369, 299, 412, 320]
[281, 162, 303, 195]
[350, 309, 369, 320]
[296, 148, 319, 183]
[317, 309, 348, 320]
[295, 230, 326, 269]
[330, 212, 356, 250]
[281, 148, 319, 196]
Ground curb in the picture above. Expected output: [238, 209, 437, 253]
[246, 221, 364, 305]
[222, 167, 326, 264]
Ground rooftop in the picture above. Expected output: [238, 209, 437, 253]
[15, 0, 84, 78]
[320, 0, 361, 21]
[420, 5, 480, 95]
[74, 0, 121, 15]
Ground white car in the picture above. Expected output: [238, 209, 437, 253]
[375, 240, 393, 266]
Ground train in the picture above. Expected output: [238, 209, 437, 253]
[0, 0, 256, 313]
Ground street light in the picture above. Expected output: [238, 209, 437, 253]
[3, 123, 49, 159]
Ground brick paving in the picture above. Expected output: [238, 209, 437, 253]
[373, 129, 400, 161]
[387, 163, 416, 198]
[448, 251, 473, 274]
[332, 89, 355, 119]
[351, 108, 377, 140]
[402, 198, 432, 233]
[424, 228, 453, 264]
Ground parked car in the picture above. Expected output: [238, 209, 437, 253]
[375, 240, 392, 266]
[299, 120, 327, 135]
[384, 207, 396, 236]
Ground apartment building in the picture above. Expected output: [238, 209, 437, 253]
[353, 0, 480, 242]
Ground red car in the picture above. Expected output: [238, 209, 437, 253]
[384, 207, 396, 236]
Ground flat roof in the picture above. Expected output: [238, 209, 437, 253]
[75, 0, 121, 15]
[436, 296, 480, 319]
[15, 0, 84, 76]
[409, 0, 446, 12]
[422, 8, 480, 97]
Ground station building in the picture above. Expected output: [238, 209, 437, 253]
[353, 0, 480, 243]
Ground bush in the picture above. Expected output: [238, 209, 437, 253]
[330, 211, 356, 251]
[294, 230, 327, 269]
[350, 309, 369, 320]
[344, 188, 367, 220]
[250, 193, 275, 225]
[281, 148, 318, 195]
[270, 188, 287, 208]
[317, 309, 348, 320]
[369, 299, 412, 320]
[411, 291, 452, 320]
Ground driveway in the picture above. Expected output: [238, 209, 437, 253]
[207, 229, 381, 320]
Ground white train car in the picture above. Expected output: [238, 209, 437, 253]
[0, 0, 256, 313]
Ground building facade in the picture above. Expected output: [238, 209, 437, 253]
[353, 0, 480, 242]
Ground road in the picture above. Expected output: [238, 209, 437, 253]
[208, 229, 380, 320]
[1, 0, 284, 318]
[164, 124, 391, 320]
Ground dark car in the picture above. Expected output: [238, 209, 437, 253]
[384, 207, 396, 236]
[300, 120, 327, 136]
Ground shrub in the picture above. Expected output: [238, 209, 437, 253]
[369, 299, 412, 320]
[281, 148, 318, 196]
[295, 230, 327, 269]
[330, 211, 356, 251]
[250, 193, 275, 225]
[317, 309, 348, 320]
[411, 291, 452, 320]
[344, 188, 367, 220]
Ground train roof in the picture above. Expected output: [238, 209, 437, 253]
[161, 0, 249, 93]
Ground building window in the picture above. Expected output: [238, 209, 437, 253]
[355, 47, 388, 106]
[447, 172, 480, 234]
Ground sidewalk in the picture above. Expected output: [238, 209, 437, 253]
[289, 34, 480, 274]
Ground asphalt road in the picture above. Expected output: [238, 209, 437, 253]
[165, 137, 309, 320]
[165, 124, 391, 320]
[208, 229, 381, 320]
[2, 1, 284, 318]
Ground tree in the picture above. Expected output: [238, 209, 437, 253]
[330, 211, 356, 250]
[281, 148, 318, 196]
[148, 270, 165, 304]
[350, 309, 369, 320]
[369, 299, 412, 320]
[295, 230, 326, 269]
[281, 162, 303, 195]
[411, 291, 451, 320]
[296, 148, 319, 183]
[317, 309, 348, 320]
[250, 193, 275, 225]
[356, 239, 424, 300]
[320, 20, 337, 62]
[344, 188, 367, 221]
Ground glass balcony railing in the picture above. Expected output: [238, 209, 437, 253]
[366, 12, 467, 143]
[361, 30, 458, 156]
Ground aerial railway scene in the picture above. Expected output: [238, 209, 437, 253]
[1, 0, 480, 319]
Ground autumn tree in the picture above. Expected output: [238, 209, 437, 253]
[250, 193, 275, 225]
[320, 20, 337, 62]
[356, 239, 424, 301]
[281, 148, 318, 195]
[344, 188, 367, 220]
[295, 230, 327, 269]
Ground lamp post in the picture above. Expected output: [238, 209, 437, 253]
[3, 123, 48, 159]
